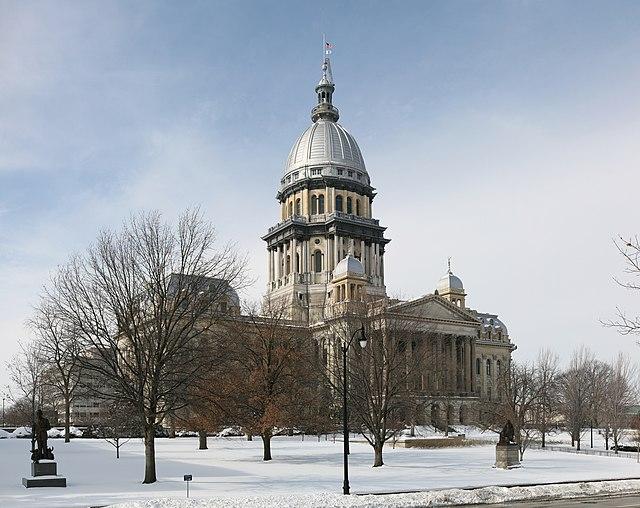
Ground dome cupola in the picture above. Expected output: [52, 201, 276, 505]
[333, 253, 366, 279]
[436, 259, 466, 308]
[279, 52, 371, 195]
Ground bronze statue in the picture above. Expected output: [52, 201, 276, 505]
[31, 409, 54, 462]
[498, 419, 515, 445]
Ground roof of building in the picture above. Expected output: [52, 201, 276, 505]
[437, 270, 465, 294]
[333, 253, 365, 279]
[284, 119, 366, 176]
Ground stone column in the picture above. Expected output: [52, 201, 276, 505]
[450, 337, 457, 393]
[333, 235, 339, 269]
[268, 248, 273, 283]
[466, 338, 472, 393]
[303, 240, 308, 275]
[470, 339, 476, 394]
[292, 238, 297, 274]
[283, 241, 289, 277]
[276, 245, 281, 280]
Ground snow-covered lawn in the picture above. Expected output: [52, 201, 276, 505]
[2, 436, 640, 507]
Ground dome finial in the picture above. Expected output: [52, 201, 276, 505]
[311, 37, 339, 123]
[447, 256, 452, 274]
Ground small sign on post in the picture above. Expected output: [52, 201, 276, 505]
[184, 474, 192, 498]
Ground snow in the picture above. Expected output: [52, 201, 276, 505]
[47, 428, 64, 438]
[2, 436, 640, 507]
[11, 426, 31, 438]
[0, 429, 13, 439]
[108, 480, 640, 507]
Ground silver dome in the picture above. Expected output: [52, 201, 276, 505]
[284, 120, 366, 176]
[437, 271, 464, 294]
[333, 253, 365, 278]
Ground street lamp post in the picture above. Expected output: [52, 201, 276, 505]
[342, 325, 367, 496]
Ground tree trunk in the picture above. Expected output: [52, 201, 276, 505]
[373, 440, 384, 467]
[198, 430, 207, 450]
[246, 433, 253, 441]
[116, 440, 120, 459]
[64, 399, 71, 443]
[261, 431, 272, 461]
[605, 428, 610, 450]
[541, 428, 546, 448]
[143, 422, 157, 484]
[576, 435, 581, 451]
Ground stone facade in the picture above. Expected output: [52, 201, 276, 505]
[262, 54, 516, 425]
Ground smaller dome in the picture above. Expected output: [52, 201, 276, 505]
[437, 271, 464, 294]
[334, 254, 365, 278]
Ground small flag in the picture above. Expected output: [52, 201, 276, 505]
[325, 41, 333, 55]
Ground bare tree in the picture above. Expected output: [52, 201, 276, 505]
[321, 301, 427, 467]
[559, 347, 593, 451]
[7, 340, 48, 428]
[30, 300, 82, 443]
[219, 300, 316, 461]
[533, 349, 560, 448]
[604, 236, 640, 336]
[604, 353, 637, 453]
[586, 360, 611, 449]
[96, 399, 140, 459]
[47, 209, 247, 483]
[489, 360, 541, 459]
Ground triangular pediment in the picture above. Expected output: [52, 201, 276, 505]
[389, 294, 479, 324]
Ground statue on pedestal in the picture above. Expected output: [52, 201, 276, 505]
[495, 419, 520, 469]
[498, 419, 515, 445]
[31, 409, 54, 463]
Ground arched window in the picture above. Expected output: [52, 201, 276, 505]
[295, 253, 300, 273]
[475, 358, 481, 375]
[335, 195, 343, 212]
[486, 359, 492, 376]
[313, 250, 322, 273]
[356, 199, 360, 216]
[318, 194, 325, 213]
[311, 195, 318, 214]
[295, 198, 301, 215]
[286, 255, 290, 274]
[496, 360, 502, 376]
[288, 202, 293, 217]
[346, 197, 353, 214]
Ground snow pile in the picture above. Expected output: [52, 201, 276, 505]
[0, 429, 12, 439]
[48, 428, 65, 438]
[69, 426, 84, 437]
[12, 426, 32, 438]
[109, 480, 640, 508]
[216, 426, 243, 437]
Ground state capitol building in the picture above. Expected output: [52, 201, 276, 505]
[261, 54, 516, 424]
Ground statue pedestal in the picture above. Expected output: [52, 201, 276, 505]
[494, 443, 521, 469]
[22, 460, 67, 488]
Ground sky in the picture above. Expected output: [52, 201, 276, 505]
[1, 0, 640, 392]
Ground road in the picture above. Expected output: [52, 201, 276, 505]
[466, 494, 640, 507]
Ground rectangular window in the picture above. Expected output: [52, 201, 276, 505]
[337, 169, 343, 175]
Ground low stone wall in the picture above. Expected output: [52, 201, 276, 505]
[395, 435, 466, 448]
